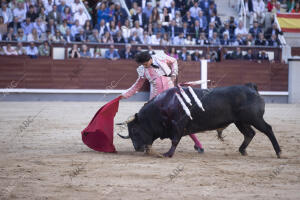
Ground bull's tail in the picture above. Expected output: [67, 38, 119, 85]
[245, 83, 258, 92]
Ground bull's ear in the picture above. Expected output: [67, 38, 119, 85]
[134, 113, 139, 122]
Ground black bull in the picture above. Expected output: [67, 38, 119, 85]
[119, 83, 281, 158]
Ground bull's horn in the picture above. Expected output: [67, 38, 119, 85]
[117, 133, 130, 139]
[125, 115, 135, 123]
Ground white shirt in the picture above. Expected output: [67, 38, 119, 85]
[121, 26, 131, 40]
[150, 35, 160, 45]
[73, 12, 88, 26]
[130, 27, 143, 38]
[71, 2, 83, 14]
[13, 8, 26, 22]
[235, 27, 248, 36]
[189, 6, 201, 18]
[26, 46, 38, 56]
[70, 24, 81, 37]
[253, 0, 265, 13]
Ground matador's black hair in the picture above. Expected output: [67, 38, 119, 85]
[135, 51, 152, 63]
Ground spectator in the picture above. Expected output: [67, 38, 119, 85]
[80, 44, 91, 58]
[267, 0, 277, 12]
[161, 32, 170, 45]
[26, 5, 38, 23]
[268, 34, 281, 47]
[75, 28, 87, 42]
[168, 47, 178, 59]
[71, 20, 82, 37]
[173, 32, 185, 45]
[253, 0, 265, 25]
[195, 10, 208, 31]
[3, 27, 16, 41]
[221, 32, 231, 45]
[182, 21, 192, 38]
[264, 23, 283, 40]
[47, 19, 57, 35]
[179, 47, 189, 61]
[38, 41, 50, 56]
[114, 2, 128, 26]
[71, 0, 83, 15]
[44, 0, 54, 15]
[255, 32, 267, 46]
[52, 30, 65, 42]
[150, 31, 161, 45]
[113, 31, 125, 43]
[231, 47, 243, 59]
[63, 28, 74, 42]
[153, 21, 166, 35]
[192, 50, 201, 61]
[195, 31, 209, 45]
[129, 1, 138, 15]
[21, 17, 33, 35]
[234, 20, 248, 39]
[174, 10, 182, 28]
[184, 34, 196, 45]
[182, 11, 194, 29]
[220, 21, 234, 40]
[208, 11, 222, 30]
[148, 45, 155, 55]
[88, 29, 101, 43]
[240, 0, 254, 27]
[48, 4, 62, 24]
[257, 50, 269, 61]
[104, 2, 116, 23]
[128, 31, 142, 44]
[27, 28, 40, 42]
[0, 16, 7, 36]
[200, 0, 211, 12]
[0, 4, 13, 24]
[83, 20, 93, 36]
[69, 44, 80, 58]
[249, 20, 262, 39]
[207, 1, 218, 18]
[13, 2, 26, 22]
[16, 28, 27, 42]
[57, 0, 68, 14]
[61, 6, 72, 24]
[160, 7, 171, 29]
[209, 32, 221, 45]
[243, 49, 255, 60]
[3, 43, 18, 55]
[105, 44, 120, 60]
[38, 7, 47, 22]
[168, 20, 180, 40]
[206, 22, 217, 39]
[131, 20, 144, 38]
[140, 31, 150, 44]
[121, 19, 131, 42]
[26, 42, 39, 58]
[107, 20, 119, 36]
[74, 7, 88, 26]
[16, 42, 26, 55]
[33, 18, 46, 37]
[232, 34, 246, 45]
[245, 33, 254, 46]
[291, 2, 300, 13]
[150, 7, 160, 25]
[97, 19, 108, 37]
[101, 31, 114, 43]
[229, 16, 237, 37]
[189, 1, 202, 19]
[8, 16, 21, 35]
[96, 2, 106, 24]
[93, 48, 102, 58]
[169, 1, 177, 20]
[223, 48, 232, 59]
[143, 2, 153, 20]
[58, 19, 69, 35]
[120, 43, 134, 59]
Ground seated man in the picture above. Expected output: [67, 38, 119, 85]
[105, 45, 120, 60]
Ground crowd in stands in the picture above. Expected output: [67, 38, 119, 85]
[0, 0, 295, 59]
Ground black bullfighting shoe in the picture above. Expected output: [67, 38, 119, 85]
[194, 145, 204, 153]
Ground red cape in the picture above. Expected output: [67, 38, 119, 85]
[81, 96, 121, 153]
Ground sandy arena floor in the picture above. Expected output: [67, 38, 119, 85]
[0, 101, 300, 200]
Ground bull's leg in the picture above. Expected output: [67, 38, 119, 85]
[189, 134, 204, 153]
[217, 128, 225, 141]
[163, 120, 182, 158]
[235, 122, 256, 156]
[252, 118, 281, 158]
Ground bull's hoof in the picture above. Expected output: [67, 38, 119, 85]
[277, 151, 281, 159]
[239, 149, 248, 156]
[163, 152, 174, 158]
[194, 145, 204, 153]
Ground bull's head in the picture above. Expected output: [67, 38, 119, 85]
[118, 113, 146, 152]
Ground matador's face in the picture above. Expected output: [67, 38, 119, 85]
[142, 58, 153, 68]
